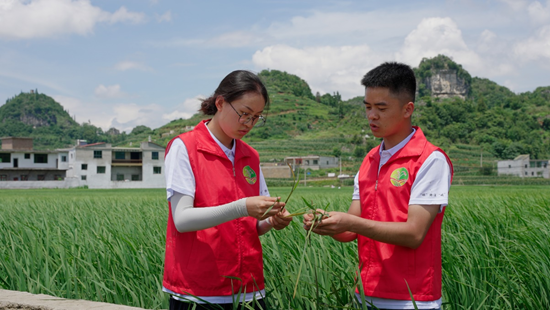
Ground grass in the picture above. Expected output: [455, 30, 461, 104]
[0, 186, 549, 309]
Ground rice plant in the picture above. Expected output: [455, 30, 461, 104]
[0, 186, 549, 309]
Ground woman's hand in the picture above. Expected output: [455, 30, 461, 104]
[246, 196, 285, 220]
[270, 209, 293, 230]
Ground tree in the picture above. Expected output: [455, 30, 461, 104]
[332, 147, 342, 158]
[353, 146, 366, 158]
[131, 125, 152, 135]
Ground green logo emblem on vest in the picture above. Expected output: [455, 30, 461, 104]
[390, 167, 409, 187]
[243, 166, 257, 185]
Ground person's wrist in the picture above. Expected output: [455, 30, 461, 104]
[239, 198, 249, 217]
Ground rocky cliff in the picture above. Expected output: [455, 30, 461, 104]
[424, 69, 469, 99]
[415, 54, 472, 100]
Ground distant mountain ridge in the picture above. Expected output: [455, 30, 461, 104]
[1, 55, 550, 163]
[1, 91, 77, 128]
[0, 91, 127, 150]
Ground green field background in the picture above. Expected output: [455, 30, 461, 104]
[0, 186, 549, 309]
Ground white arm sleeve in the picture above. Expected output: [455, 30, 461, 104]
[352, 172, 360, 200]
[256, 218, 273, 235]
[255, 167, 273, 235]
[165, 138, 196, 200]
[409, 151, 452, 210]
[171, 192, 249, 233]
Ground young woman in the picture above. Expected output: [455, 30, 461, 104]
[163, 70, 292, 310]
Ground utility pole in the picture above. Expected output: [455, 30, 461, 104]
[304, 168, 307, 186]
[480, 147, 483, 168]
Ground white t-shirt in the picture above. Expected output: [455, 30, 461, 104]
[163, 122, 268, 303]
[352, 129, 452, 309]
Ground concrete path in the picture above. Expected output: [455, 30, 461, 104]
[0, 289, 152, 310]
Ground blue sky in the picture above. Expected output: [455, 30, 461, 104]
[1, 0, 549, 132]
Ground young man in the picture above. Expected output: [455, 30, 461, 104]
[303, 62, 453, 310]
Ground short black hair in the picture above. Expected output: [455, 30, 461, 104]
[361, 62, 416, 103]
[200, 70, 269, 115]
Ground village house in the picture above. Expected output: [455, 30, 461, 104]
[497, 154, 549, 179]
[284, 155, 339, 170]
[0, 137, 165, 189]
[0, 137, 69, 185]
[261, 155, 339, 179]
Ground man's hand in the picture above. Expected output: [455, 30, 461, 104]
[302, 201, 360, 242]
[304, 211, 351, 235]
[270, 209, 293, 230]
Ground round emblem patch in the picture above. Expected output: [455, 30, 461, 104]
[390, 167, 409, 187]
[243, 165, 257, 185]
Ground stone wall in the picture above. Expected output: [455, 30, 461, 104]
[261, 165, 292, 178]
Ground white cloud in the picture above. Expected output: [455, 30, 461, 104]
[251, 16, 529, 100]
[152, 9, 425, 49]
[527, 1, 550, 24]
[163, 95, 203, 121]
[112, 103, 163, 127]
[53, 95, 113, 128]
[265, 10, 421, 44]
[53, 95, 170, 132]
[396, 17, 477, 65]
[396, 17, 520, 79]
[498, 0, 529, 11]
[514, 25, 550, 61]
[113, 61, 152, 72]
[52, 95, 81, 119]
[0, 0, 146, 40]
[107, 6, 146, 24]
[156, 11, 171, 23]
[253, 44, 384, 99]
[94, 84, 125, 98]
[477, 29, 499, 53]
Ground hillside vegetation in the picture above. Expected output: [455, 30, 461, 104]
[1, 55, 550, 178]
[0, 92, 129, 149]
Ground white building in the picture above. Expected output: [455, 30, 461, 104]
[66, 141, 165, 189]
[0, 137, 166, 189]
[0, 137, 69, 185]
[497, 154, 549, 178]
[284, 155, 339, 171]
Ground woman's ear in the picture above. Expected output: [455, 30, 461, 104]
[215, 95, 225, 112]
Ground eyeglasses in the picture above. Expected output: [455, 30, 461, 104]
[227, 101, 266, 127]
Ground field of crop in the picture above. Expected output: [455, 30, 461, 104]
[0, 186, 549, 309]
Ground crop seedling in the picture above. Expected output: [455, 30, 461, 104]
[262, 163, 300, 217]
[3, 187, 550, 309]
[292, 197, 331, 298]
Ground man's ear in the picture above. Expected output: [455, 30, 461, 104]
[215, 95, 225, 111]
[403, 101, 415, 118]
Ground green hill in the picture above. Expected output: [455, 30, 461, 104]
[0, 91, 128, 149]
[2, 55, 550, 181]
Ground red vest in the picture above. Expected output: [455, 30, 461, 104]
[357, 127, 453, 301]
[162, 120, 264, 296]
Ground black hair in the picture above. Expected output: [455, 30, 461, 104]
[360, 62, 416, 103]
[199, 70, 270, 115]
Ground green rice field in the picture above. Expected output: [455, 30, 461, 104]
[0, 186, 549, 309]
